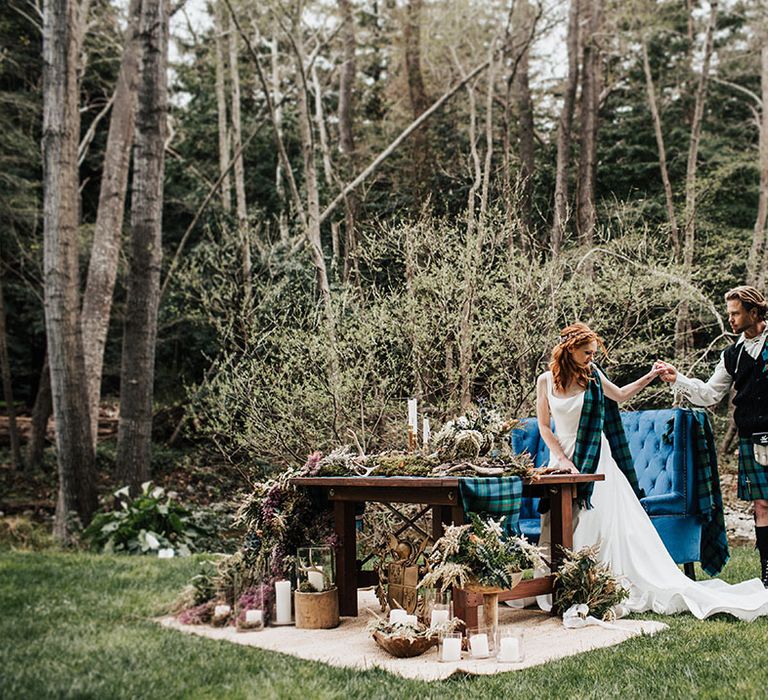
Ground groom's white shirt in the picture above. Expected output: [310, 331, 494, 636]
[673, 330, 768, 405]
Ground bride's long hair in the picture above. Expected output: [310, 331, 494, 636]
[549, 322, 606, 393]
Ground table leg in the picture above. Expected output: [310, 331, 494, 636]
[549, 483, 574, 613]
[431, 505, 452, 541]
[334, 500, 358, 616]
[452, 588, 479, 628]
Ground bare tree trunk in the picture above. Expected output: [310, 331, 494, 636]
[228, 11, 251, 308]
[576, 0, 602, 254]
[291, 12, 334, 330]
[551, 0, 580, 255]
[403, 0, 431, 195]
[0, 273, 22, 468]
[270, 30, 289, 243]
[26, 353, 53, 471]
[337, 0, 359, 285]
[749, 41, 768, 287]
[642, 40, 680, 261]
[676, 0, 718, 360]
[213, 0, 232, 213]
[81, 0, 142, 451]
[42, 0, 97, 539]
[511, 0, 536, 241]
[116, 0, 169, 491]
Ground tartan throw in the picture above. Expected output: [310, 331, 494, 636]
[572, 365, 645, 509]
[737, 437, 768, 501]
[458, 476, 523, 537]
[691, 410, 730, 576]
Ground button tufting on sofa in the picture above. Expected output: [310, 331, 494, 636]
[510, 408, 702, 568]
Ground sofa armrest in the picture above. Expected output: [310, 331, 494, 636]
[641, 491, 686, 516]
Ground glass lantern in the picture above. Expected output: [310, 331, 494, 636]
[296, 545, 336, 593]
[496, 625, 525, 663]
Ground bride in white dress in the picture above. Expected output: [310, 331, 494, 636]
[535, 322, 768, 621]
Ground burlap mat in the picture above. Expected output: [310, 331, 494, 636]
[158, 590, 667, 681]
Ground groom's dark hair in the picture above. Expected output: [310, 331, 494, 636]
[725, 286, 767, 319]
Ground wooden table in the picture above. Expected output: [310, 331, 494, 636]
[289, 474, 604, 628]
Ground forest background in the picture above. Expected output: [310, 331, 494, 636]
[1, 0, 767, 543]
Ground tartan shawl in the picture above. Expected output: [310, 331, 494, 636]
[458, 476, 523, 537]
[572, 365, 645, 509]
[691, 410, 730, 576]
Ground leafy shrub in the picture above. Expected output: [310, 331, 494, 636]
[83, 481, 207, 555]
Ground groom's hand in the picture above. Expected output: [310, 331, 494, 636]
[653, 360, 677, 383]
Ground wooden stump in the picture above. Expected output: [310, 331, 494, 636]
[294, 588, 340, 629]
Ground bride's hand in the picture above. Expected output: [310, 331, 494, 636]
[548, 457, 578, 474]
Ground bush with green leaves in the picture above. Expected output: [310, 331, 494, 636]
[83, 482, 206, 556]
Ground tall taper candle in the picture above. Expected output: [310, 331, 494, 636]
[407, 398, 418, 432]
[422, 417, 430, 447]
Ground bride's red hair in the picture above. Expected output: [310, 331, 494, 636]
[549, 322, 606, 393]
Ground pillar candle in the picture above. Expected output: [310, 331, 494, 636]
[389, 609, 408, 624]
[275, 580, 292, 624]
[497, 636, 521, 662]
[469, 633, 490, 658]
[245, 609, 264, 625]
[214, 604, 231, 618]
[441, 637, 462, 662]
[430, 609, 450, 628]
[422, 417, 430, 447]
[307, 570, 324, 592]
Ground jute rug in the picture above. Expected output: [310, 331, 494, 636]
[159, 590, 668, 681]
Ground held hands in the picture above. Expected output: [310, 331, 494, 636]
[652, 360, 678, 383]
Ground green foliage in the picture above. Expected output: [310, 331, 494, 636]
[553, 544, 631, 621]
[82, 482, 205, 556]
[421, 514, 543, 593]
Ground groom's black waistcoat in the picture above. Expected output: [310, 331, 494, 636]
[724, 337, 768, 437]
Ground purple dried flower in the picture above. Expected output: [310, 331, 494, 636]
[177, 601, 215, 625]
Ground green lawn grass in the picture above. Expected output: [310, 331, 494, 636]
[1, 547, 766, 699]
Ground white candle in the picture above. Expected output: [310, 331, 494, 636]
[498, 636, 521, 662]
[275, 580, 292, 624]
[307, 570, 324, 591]
[389, 609, 408, 624]
[408, 398, 418, 432]
[430, 608, 450, 628]
[214, 604, 231, 618]
[422, 417, 430, 446]
[469, 633, 490, 658]
[245, 609, 264, 625]
[157, 548, 174, 559]
[441, 637, 462, 662]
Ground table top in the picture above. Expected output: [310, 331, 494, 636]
[290, 473, 605, 488]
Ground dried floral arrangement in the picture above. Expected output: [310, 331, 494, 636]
[304, 407, 535, 479]
[367, 615, 463, 658]
[553, 544, 630, 621]
[420, 514, 544, 593]
[174, 471, 335, 625]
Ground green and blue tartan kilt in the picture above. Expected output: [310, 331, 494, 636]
[737, 438, 768, 501]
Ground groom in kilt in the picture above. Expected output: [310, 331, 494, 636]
[658, 286, 768, 587]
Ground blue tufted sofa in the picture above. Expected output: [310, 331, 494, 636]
[511, 408, 703, 571]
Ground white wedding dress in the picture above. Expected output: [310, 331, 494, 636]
[539, 371, 768, 621]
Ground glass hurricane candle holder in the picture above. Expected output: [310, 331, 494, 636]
[438, 632, 463, 662]
[496, 626, 525, 663]
[467, 626, 495, 659]
[296, 545, 336, 592]
[422, 588, 451, 629]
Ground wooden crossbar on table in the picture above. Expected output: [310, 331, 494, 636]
[289, 474, 604, 628]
